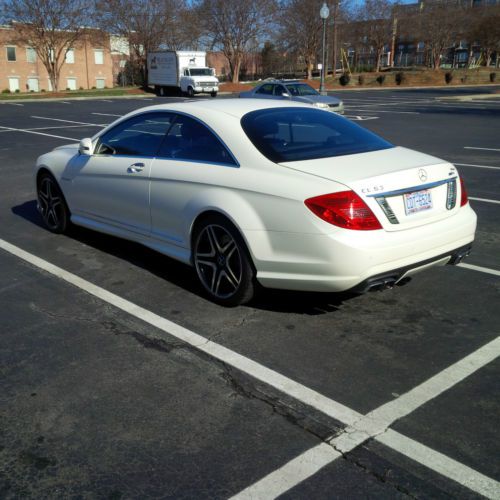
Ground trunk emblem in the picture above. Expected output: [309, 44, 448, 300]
[418, 169, 428, 182]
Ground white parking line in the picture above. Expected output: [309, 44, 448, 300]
[454, 163, 500, 171]
[234, 337, 500, 499]
[0, 125, 78, 141]
[343, 108, 420, 114]
[0, 237, 498, 499]
[92, 112, 122, 117]
[60, 101, 71, 104]
[26, 124, 109, 131]
[458, 263, 500, 277]
[377, 430, 500, 500]
[469, 196, 500, 205]
[464, 146, 500, 152]
[31, 116, 106, 127]
[4, 102, 24, 106]
[345, 115, 379, 121]
[233, 443, 341, 499]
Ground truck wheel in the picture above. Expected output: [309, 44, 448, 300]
[187, 86, 194, 98]
[210, 91, 217, 98]
[159, 86, 165, 97]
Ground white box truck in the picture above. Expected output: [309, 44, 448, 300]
[147, 51, 219, 97]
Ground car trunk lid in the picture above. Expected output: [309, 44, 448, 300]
[279, 146, 461, 232]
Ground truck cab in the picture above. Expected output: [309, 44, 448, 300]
[181, 67, 219, 97]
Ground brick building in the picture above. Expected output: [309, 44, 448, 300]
[0, 23, 114, 93]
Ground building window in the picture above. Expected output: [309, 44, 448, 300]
[7, 46, 16, 61]
[94, 49, 104, 65]
[27, 78, 39, 92]
[26, 47, 36, 63]
[65, 49, 75, 64]
[66, 78, 77, 90]
[8, 77, 20, 92]
[96, 78, 105, 89]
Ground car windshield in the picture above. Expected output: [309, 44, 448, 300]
[189, 68, 212, 76]
[284, 83, 319, 97]
[241, 108, 393, 163]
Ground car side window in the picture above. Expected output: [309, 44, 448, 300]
[157, 114, 237, 166]
[96, 112, 174, 156]
[274, 85, 288, 96]
[256, 83, 274, 95]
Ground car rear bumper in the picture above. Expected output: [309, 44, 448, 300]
[250, 204, 477, 292]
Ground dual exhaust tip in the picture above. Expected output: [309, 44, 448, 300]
[366, 245, 472, 293]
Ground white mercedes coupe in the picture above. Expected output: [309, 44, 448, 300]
[35, 99, 476, 305]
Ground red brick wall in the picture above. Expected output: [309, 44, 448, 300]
[0, 26, 114, 92]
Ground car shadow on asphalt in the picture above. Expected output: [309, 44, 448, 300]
[12, 200, 358, 315]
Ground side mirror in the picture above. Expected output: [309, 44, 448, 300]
[282, 92, 290, 98]
[79, 137, 94, 155]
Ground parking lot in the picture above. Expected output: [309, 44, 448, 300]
[1, 86, 499, 498]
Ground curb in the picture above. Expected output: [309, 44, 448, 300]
[0, 94, 154, 104]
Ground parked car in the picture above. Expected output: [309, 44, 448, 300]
[35, 99, 475, 306]
[239, 80, 344, 114]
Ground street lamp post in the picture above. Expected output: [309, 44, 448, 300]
[319, 2, 330, 95]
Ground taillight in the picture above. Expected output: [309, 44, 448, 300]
[305, 190, 382, 230]
[460, 176, 468, 206]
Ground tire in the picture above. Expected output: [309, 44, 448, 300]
[37, 173, 70, 234]
[193, 215, 255, 306]
[187, 86, 194, 98]
[159, 86, 165, 97]
[210, 91, 217, 98]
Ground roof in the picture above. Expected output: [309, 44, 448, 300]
[133, 97, 312, 120]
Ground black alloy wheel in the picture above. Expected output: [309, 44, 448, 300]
[193, 216, 255, 306]
[37, 174, 70, 234]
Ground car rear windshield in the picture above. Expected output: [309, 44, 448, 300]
[241, 108, 393, 163]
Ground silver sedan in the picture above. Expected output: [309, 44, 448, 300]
[239, 80, 344, 114]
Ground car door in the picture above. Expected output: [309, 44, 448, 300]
[149, 113, 238, 246]
[254, 83, 276, 99]
[63, 112, 174, 236]
[273, 84, 290, 99]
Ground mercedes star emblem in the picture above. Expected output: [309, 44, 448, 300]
[418, 168, 428, 182]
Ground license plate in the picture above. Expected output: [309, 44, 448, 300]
[404, 189, 432, 215]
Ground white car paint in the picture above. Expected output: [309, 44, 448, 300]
[35, 99, 477, 294]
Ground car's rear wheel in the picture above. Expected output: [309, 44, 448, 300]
[193, 215, 255, 306]
[37, 173, 70, 234]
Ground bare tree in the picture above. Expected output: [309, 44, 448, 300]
[469, 5, 500, 68]
[415, 3, 463, 70]
[200, 0, 274, 83]
[355, 0, 394, 72]
[278, 0, 325, 80]
[1, 0, 95, 91]
[97, 0, 181, 86]
[163, 4, 204, 51]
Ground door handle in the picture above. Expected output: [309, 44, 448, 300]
[127, 162, 145, 173]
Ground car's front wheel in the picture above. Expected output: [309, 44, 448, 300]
[193, 215, 255, 306]
[37, 173, 70, 234]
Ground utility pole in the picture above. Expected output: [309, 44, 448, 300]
[390, 16, 397, 67]
[333, 0, 339, 78]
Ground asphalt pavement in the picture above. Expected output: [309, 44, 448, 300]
[1, 86, 499, 499]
